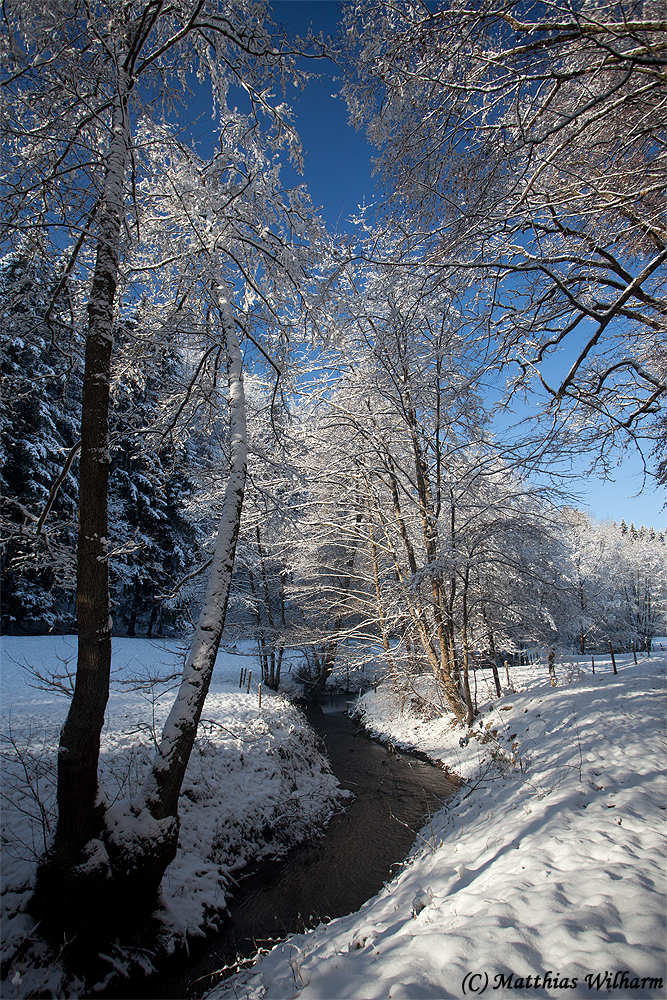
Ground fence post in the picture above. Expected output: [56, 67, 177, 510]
[504, 660, 511, 687]
[258, 683, 262, 709]
[548, 648, 557, 686]
[247, 669, 252, 693]
[491, 660, 501, 697]
[632, 641, 637, 665]
[239, 669, 244, 689]
[608, 642, 617, 675]
[591, 655, 595, 675]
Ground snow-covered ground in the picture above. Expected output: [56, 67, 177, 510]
[2, 638, 665, 999]
[207, 649, 667, 1000]
[0, 636, 342, 998]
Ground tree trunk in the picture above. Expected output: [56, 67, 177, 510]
[147, 602, 158, 638]
[248, 567, 269, 681]
[407, 414, 465, 721]
[126, 581, 138, 636]
[579, 579, 586, 653]
[460, 573, 475, 726]
[33, 87, 129, 929]
[136, 289, 248, 891]
[257, 524, 279, 690]
[365, 491, 399, 677]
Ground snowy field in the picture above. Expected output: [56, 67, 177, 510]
[1, 639, 665, 999]
[208, 649, 667, 1000]
[0, 636, 342, 998]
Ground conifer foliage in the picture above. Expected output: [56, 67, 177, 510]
[0, 269, 203, 637]
[0, 255, 81, 632]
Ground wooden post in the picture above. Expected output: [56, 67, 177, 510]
[632, 642, 637, 665]
[591, 656, 595, 675]
[258, 683, 262, 709]
[491, 660, 501, 697]
[239, 669, 244, 689]
[548, 648, 557, 687]
[609, 643, 617, 675]
[473, 660, 478, 713]
[504, 660, 511, 686]
[246, 669, 252, 693]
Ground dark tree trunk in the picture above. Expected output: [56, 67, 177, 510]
[147, 602, 158, 638]
[126, 583, 138, 636]
[33, 92, 128, 932]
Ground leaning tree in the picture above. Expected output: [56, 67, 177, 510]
[3, 0, 328, 936]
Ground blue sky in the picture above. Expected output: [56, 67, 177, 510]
[253, 2, 667, 528]
[272, 1, 374, 228]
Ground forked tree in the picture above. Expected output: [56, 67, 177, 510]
[3, 0, 326, 934]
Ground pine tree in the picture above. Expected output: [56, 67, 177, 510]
[109, 323, 203, 636]
[0, 254, 81, 632]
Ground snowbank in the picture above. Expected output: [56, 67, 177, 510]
[208, 651, 666, 1000]
[0, 637, 341, 997]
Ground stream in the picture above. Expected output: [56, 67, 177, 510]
[109, 695, 458, 999]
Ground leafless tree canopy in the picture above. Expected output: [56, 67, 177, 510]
[342, 0, 667, 461]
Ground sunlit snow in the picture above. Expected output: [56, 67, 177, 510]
[1, 638, 665, 998]
[0, 636, 341, 997]
[207, 648, 666, 1000]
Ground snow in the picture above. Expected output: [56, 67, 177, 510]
[2, 638, 665, 999]
[0, 636, 341, 998]
[206, 649, 666, 1000]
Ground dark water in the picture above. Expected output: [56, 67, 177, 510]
[109, 696, 457, 999]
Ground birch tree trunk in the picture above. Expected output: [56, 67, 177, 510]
[135, 289, 248, 890]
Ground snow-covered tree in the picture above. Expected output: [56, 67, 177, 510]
[559, 511, 666, 651]
[617, 524, 666, 648]
[287, 259, 569, 721]
[341, 0, 666, 466]
[0, 254, 82, 631]
[3, 0, 327, 936]
[197, 369, 303, 690]
[559, 508, 619, 653]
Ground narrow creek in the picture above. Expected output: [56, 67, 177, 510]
[109, 695, 458, 999]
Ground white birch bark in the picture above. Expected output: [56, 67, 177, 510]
[141, 287, 248, 823]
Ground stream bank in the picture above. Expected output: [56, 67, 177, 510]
[105, 695, 457, 999]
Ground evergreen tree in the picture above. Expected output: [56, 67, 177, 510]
[1, 270, 204, 636]
[108, 324, 203, 636]
[0, 254, 81, 632]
